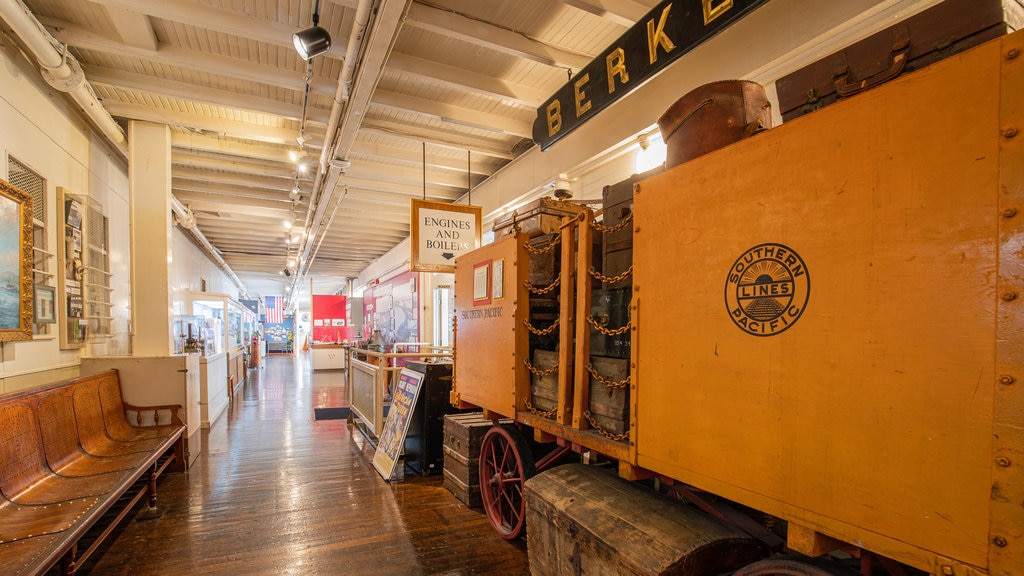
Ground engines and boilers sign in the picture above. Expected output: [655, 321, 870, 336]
[410, 199, 482, 273]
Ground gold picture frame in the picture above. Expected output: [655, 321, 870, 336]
[0, 178, 34, 342]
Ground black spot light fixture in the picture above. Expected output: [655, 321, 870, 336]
[293, 0, 331, 60]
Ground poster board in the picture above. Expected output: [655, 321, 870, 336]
[371, 368, 425, 480]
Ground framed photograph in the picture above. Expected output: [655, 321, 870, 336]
[34, 284, 56, 324]
[473, 260, 491, 305]
[491, 258, 504, 300]
[0, 179, 33, 342]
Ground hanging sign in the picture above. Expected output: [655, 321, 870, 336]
[532, 0, 769, 150]
[372, 368, 425, 480]
[410, 199, 482, 273]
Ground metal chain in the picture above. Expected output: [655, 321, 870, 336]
[585, 362, 630, 389]
[523, 235, 561, 255]
[524, 274, 561, 295]
[583, 410, 630, 441]
[590, 212, 633, 234]
[523, 358, 558, 377]
[588, 265, 633, 285]
[586, 315, 630, 336]
[523, 317, 559, 336]
[525, 397, 557, 418]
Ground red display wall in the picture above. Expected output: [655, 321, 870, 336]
[312, 294, 354, 343]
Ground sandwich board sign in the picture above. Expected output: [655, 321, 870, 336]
[372, 368, 425, 480]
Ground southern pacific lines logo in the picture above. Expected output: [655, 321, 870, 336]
[725, 243, 809, 336]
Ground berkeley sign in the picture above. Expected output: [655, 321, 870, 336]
[532, 0, 768, 150]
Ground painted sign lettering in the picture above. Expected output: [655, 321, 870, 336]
[533, 0, 768, 150]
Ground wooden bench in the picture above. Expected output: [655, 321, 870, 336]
[0, 370, 186, 575]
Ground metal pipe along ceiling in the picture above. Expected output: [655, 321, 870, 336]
[0, 0, 127, 156]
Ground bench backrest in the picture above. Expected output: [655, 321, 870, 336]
[37, 389, 83, 472]
[97, 372, 136, 437]
[71, 378, 111, 456]
[0, 402, 49, 500]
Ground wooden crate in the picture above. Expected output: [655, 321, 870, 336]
[525, 464, 763, 576]
[529, 349, 558, 414]
[442, 412, 511, 508]
[586, 356, 629, 436]
[493, 198, 587, 238]
[776, 0, 1021, 121]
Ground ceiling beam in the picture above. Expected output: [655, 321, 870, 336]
[89, 67, 332, 126]
[84, 0, 345, 58]
[404, 2, 591, 70]
[42, 17, 320, 93]
[348, 139, 494, 177]
[105, 101, 300, 145]
[171, 132, 317, 164]
[102, 5, 157, 50]
[360, 119, 516, 161]
[372, 90, 532, 139]
[556, 0, 652, 27]
[385, 52, 546, 107]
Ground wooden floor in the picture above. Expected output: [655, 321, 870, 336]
[74, 353, 531, 575]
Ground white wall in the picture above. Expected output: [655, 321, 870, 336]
[0, 31, 129, 389]
[170, 227, 241, 316]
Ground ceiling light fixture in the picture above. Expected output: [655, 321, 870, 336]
[293, 0, 332, 60]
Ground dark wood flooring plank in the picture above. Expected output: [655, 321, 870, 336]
[70, 354, 529, 575]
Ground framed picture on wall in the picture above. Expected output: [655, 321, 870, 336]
[0, 178, 33, 342]
[33, 284, 56, 324]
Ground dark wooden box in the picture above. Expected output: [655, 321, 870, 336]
[602, 248, 632, 290]
[529, 349, 559, 415]
[601, 167, 662, 254]
[776, 0, 1022, 122]
[492, 197, 587, 238]
[589, 287, 631, 359]
[442, 412, 511, 508]
[587, 356, 629, 436]
[525, 464, 763, 576]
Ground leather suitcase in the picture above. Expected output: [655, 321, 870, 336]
[776, 0, 1022, 122]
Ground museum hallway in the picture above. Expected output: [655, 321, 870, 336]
[74, 353, 530, 575]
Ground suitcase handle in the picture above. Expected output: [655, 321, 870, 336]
[833, 24, 910, 97]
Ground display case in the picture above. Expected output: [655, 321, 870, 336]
[173, 314, 205, 355]
[190, 298, 225, 356]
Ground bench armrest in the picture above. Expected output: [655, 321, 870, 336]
[122, 402, 186, 427]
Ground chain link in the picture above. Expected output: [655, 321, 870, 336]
[585, 362, 630, 389]
[523, 235, 561, 255]
[588, 265, 633, 285]
[523, 317, 560, 336]
[523, 358, 558, 377]
[590, 211, 633, 234]
[586, 315, 630, 336]
[583, 410, 630, 441]
[524, 274, 561, 295]
[524, 397, 557, 418]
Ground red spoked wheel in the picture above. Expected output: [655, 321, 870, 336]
[479, 425, 536, 539]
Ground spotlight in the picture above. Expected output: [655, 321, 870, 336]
[283, 268, 292, 277]
[293, 25, 331, 60]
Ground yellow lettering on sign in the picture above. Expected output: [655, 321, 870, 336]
[546, 99, 562, 138]
[647, 4, 676, 64]
[606, 48, 629, 94]
[702, 0, 733, 25]
[574, 73, 592, 117]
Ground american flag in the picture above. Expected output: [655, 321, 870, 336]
[265, 296, 285, 324]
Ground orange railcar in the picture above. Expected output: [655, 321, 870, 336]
[451, 30, 1023, 576]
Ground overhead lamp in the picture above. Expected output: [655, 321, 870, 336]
[293, 1, 332, 60]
